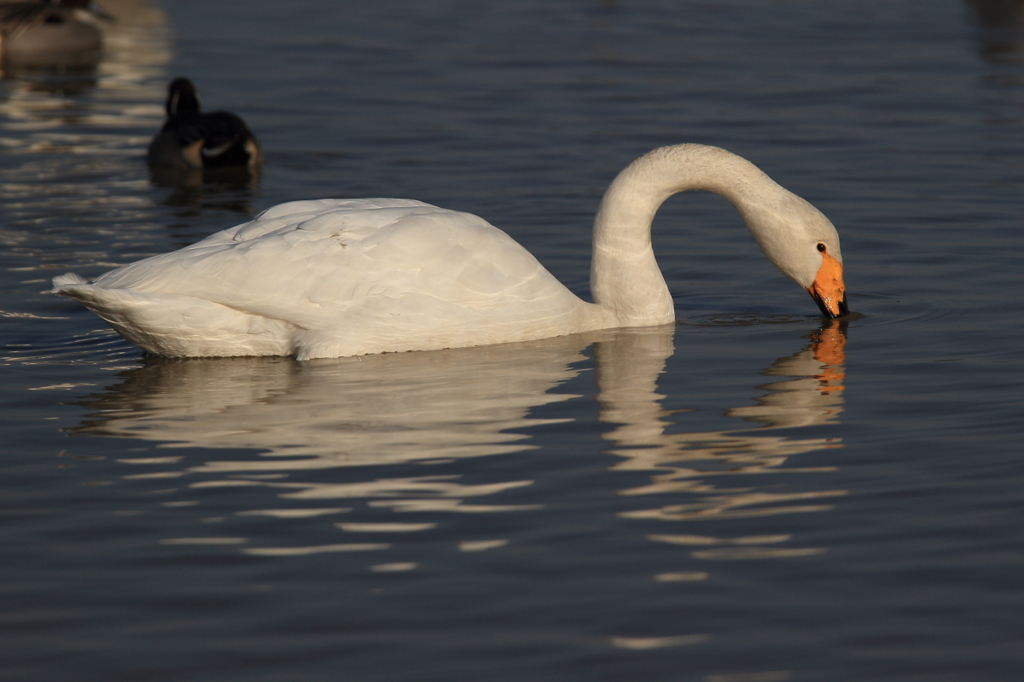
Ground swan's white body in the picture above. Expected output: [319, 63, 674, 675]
[53, 144, 846, 360]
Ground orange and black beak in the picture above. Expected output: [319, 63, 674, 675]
[807, 250, 848, 319]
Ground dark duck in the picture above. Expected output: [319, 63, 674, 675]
[147, 77, 262, 170]
[0, 0, 113, 65]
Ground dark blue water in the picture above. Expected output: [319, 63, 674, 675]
[2, 1, 1023, 680]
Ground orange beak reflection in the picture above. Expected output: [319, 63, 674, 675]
[807, 251, 848, 319]
[810, 319, 847, 393]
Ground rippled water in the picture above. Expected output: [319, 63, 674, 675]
[2, 1, 1023, 681]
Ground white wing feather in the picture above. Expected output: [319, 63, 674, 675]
[55, 199, 597, 358]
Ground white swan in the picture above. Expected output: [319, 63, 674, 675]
[52, 144, 848, 360]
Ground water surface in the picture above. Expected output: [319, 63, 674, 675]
[2, 1, 1023, 681]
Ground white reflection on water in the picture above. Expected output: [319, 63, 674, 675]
[596, 321, 848, 561]
[72, 335, 592, 553]
[74, 334, 587, 464]
[71, 323, 847, 560]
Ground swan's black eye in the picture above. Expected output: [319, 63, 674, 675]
[816, 243, 826, 253]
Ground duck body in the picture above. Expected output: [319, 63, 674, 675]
[0, 0, 110, 65]
[147, 77, 261, 169]
[54, 144, 848, 360]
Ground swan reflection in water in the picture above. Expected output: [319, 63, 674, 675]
[69, 321, 847, 559]
[597, 320, 848, 565]
[71, 335, 592, 554]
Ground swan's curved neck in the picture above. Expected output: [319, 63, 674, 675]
[590, 144, 781, 326]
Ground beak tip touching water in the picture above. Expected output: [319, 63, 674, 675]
[807, 251, 848, 319]
[809, 290, 850, 319]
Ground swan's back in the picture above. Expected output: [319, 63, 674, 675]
[55, 199, 595, 359]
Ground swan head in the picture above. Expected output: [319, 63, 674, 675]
[740, 190, 848, 319]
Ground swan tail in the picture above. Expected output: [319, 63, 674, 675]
[51, 272, 90, 290]
[52, 276, 297, 357]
